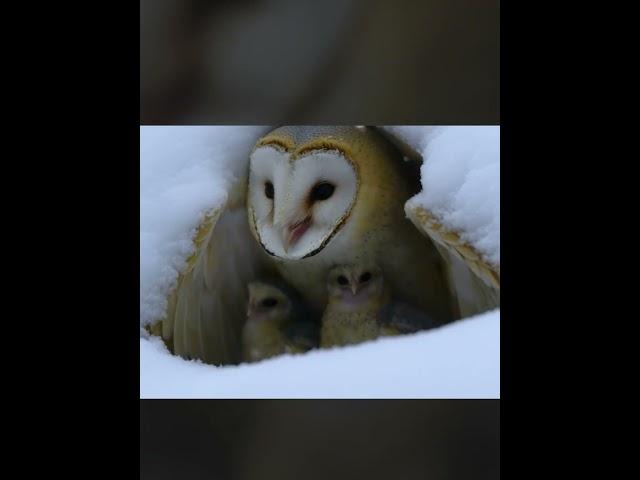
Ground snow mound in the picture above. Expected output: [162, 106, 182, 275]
[140, 126, 268, 328]
[140, 308, 500, 399]
[386, 126, 500, 267]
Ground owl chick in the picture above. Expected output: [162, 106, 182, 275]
[242, 281, 319, 363]
[320, 264, 397, 348]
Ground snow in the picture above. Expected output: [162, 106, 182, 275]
[140, 308, 499, 399]
[140, 126, 268, 329]
[386, 126, 500, 267]
[139, 126, 500, 398]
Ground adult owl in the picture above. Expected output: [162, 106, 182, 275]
[151, 126, 499, 365]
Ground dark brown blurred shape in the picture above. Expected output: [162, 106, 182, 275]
[140, 0, 499, 124]
[140, 400, 499, 480]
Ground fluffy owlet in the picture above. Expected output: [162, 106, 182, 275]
[242, 281, 319, 363]
[320, 264, 397, 348]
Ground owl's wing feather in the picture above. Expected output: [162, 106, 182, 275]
[378, 302, 440, 334]
[158, 180, 274, 365]
[283, 321, 320, 352]
[380, 129, 500, 317]
[405, 202, 500, 317]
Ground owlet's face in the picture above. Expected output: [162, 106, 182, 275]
[246, 282, 293, 324]
[248, 145, 358, 260]
[327, 264, 386, 309]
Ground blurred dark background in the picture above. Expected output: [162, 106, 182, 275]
[140, 400, 499, 480]
[140, 3, 500, 478]
[140, 0, 499, 124]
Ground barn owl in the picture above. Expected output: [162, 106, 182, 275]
[242, 280, 318, 363]
[247, 126, 454, 320]
[320, 264, 396, 348]
[154, 126, 500, 365]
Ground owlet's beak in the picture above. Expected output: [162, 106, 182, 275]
[349, 275, 359, 296]
[246, 285, 257, 316]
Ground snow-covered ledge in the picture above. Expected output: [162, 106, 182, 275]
[141, 308, 499, 399]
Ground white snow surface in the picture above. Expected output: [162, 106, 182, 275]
[140, 126, 268, 330]
[141, 308, 499, 399]
[139, 126, 500, 398]
[385, 126, 500, 267]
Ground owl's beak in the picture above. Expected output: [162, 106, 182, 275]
[282, 215, 312, 252]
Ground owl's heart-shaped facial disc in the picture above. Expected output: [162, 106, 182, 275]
[248, 145, 358, 260]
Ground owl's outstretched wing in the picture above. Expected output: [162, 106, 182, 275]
[405, 201, 500, 318]
[378, 126, 500, 318]
[154, 179, 274, 366]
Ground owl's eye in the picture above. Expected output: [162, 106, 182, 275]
[261, 298, 278, 308]
[337, 275, 349, 285]
[264, 181, 274, 199]
[359, 272, 372, 283]
[310, 182, 335, 202]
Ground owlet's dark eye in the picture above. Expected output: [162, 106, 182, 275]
[261, 298, 278, 308]
[359, 272, 372, 283]
[337, 275, 348, 286]
[310, 182, 335, 201]
[264, 181, 274, 199]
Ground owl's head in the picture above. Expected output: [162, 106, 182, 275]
[326, 263, 386, 309]
[246, 281, 293, 323]
[247, 127, 361, 260]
